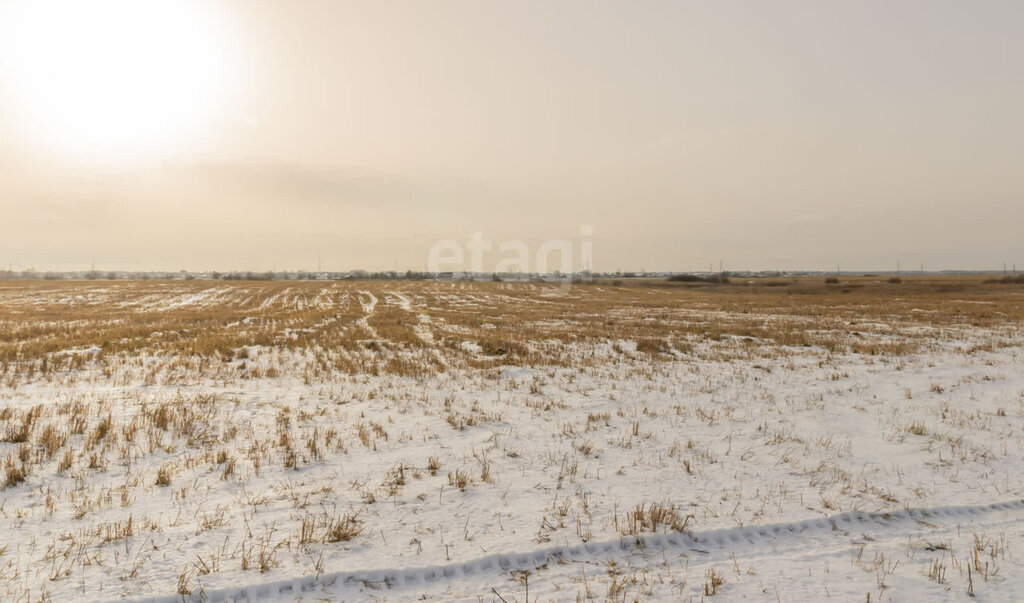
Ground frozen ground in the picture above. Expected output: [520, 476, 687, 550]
[0, 281, 1022, 601]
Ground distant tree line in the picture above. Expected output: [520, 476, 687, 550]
[667, 272, 731, 284]
[0, 269, 439, 281]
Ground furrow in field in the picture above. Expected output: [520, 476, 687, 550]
[132, 499, 1024, 602]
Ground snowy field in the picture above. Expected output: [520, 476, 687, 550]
[1, 279, 1023, 601]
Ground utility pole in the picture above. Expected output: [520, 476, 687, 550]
[897, 261, 900, 277]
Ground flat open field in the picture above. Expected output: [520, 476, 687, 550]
[2, 278, 1024, 601]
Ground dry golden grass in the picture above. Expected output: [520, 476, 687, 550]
[0, 276, 1021, 385]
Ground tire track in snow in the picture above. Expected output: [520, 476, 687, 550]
[133, 499, 1024, 602]
[388, 291, 444, 364]
[388, 291, 412, 311]
[355, 290, 379, 339]
[356, 290, 378, 314]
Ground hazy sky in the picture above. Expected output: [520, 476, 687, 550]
[1, 0, 1022, 272]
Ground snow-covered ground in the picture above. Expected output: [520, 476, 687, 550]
[1, 282, 1022, 601]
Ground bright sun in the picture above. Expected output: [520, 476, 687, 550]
[0, 0, 229, 156]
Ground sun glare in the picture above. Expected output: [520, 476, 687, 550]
[0, 0, 229, 157]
